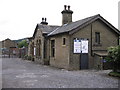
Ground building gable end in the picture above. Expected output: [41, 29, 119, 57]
[69, 15, 120, 35]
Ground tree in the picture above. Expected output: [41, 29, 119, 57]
[18, 40, 28, 48]
[106, 46, 120, 72]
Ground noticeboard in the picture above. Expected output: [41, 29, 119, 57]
[74, 38, 88, 54]
[74, 39, 81, 53]
[81, 40, 88, 53]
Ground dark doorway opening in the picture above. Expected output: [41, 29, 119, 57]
[80, 53, 88, 69]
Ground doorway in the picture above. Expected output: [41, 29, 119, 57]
[80, 39, 89, 69]
[80, 53, 88, 69]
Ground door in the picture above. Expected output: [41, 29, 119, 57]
[80, 53, 88, 69]
[80, 39, 89, 69]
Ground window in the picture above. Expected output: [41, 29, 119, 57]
[63, 38, 66, 45]
[51, 40, 55, 57]
[95, 32, 100, 44]
[38, 39, 41, 56]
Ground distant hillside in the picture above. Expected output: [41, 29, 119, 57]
[13, 38, 28, 43]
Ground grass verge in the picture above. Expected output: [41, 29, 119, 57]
[108, 71, 120, 78]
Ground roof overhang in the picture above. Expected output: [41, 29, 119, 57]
[94, 52, 108, 57]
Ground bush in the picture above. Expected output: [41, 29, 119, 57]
[25, 55, 34, 61]
[27, 56, 31, 60]
[108, 71, 120, 78]
[18, 40, 28, 48]
[106, 46, 120, 72]
[23, 55, 28, 60]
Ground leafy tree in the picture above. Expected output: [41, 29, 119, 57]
[106, 46, 120, 72]
[18, 40, 28, 48]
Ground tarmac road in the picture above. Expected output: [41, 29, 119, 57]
[2, 58, 119, 88]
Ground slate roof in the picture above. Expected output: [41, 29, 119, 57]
[33, 24, 60, 38]
[38, 24, 60, 34]
[48, 14, 120, 36]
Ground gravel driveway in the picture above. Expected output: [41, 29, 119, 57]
[2, 58, 119, 88]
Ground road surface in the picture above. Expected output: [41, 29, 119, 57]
[2, 58, 119, 88]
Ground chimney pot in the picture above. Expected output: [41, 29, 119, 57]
[64, 5, 67, 10]
[68, 5, 70, 10]
[45, 18, 47, 22]
[42, 18, 44, 22]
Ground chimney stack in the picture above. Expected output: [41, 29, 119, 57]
[61, 5, 73, 25]
[41, 17, 48, 25]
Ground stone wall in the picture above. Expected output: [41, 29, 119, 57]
[49, 34, 70, 69]
[69, 20, 119, 70]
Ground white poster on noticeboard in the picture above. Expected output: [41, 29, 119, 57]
[81, 40, 88, 53]
[34, 47, 36, 56]
[74, 39, 81, 53]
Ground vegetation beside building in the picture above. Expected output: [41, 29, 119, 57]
[106, 46, 120, 77]
[18, 40, 28, 48]
[108, 72, 120, 78]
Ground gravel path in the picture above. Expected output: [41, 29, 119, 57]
[2, 58, 119, 88]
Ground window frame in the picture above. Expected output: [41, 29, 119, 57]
[95, 32, 100, 44]
[51, 39, 55, 57]
[62, 37, 66, 46]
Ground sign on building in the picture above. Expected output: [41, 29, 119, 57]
[81, 40, 88, 53]
[74, 38, 88, 54]
[74, 39, 81, 53]
[34, 47, 36, 56]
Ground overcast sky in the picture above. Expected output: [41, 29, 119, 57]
[0, 0, 119, 41]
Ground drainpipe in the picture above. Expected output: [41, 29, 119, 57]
[48, 38, 50, 64]
[118, 36, 119, 45]
[91, 24, 93, 56]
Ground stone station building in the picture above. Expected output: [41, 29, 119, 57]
[28, 5, 120, 70]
